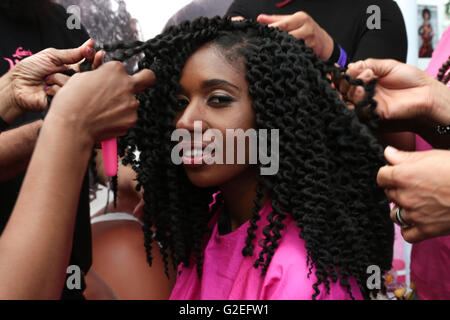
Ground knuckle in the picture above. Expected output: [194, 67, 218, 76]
[296, 11, 307, 19]
[108, 61, 125, 72]
[43, 47, 57, 56]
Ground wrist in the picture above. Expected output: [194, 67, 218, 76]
[429, 80, 450, 125]
[43, 112, 95, 151]
[0, 73, 23, 124]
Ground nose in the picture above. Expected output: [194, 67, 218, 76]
[175, 98, 209, 132]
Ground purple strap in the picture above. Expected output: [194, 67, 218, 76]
[337, 45, 348, 68]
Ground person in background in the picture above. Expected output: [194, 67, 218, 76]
[345, 53, 450, 299]
[406, 24, 449, 300]
[0, 0, 93, 299]
[164, 0, 234, 31]
[54, 0, 141, 73]
[226, 0, 414, 152]
[0, 37, 155, 298]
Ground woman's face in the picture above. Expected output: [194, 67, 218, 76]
[174, 44, 256, 188]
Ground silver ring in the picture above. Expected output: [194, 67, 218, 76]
[394, 207, 410, 229]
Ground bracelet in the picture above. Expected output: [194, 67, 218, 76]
[437, 124, 450, 135]
[329, 39, 348, 68]
[337, 44, 348, 68]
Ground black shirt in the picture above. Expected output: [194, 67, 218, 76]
[226, 0, 407, 63]
[0, 3, 92, 299]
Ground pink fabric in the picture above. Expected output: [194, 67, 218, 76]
[411, 27, 450, 300]
[170, 200, 363, 300]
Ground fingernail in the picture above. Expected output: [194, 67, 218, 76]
[385, 146, 398, 154]
[87, 47, 94, 55]
[45, 86, 51, 92]
[45, 75, 50, 81]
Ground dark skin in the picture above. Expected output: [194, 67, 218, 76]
[175, 44, 269, 230]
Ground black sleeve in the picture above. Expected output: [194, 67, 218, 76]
[45, 3, 90, 48]
[352, 1, 407, 62]
[225, 0, 251, 18]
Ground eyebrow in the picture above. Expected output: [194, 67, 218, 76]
[201, 79, 240, 91]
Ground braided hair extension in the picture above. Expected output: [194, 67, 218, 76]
[99, 17, 392, 299]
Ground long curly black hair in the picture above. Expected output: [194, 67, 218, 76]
[101, 17, 393, 300]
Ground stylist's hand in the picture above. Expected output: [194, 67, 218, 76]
[47, 61, 155, 145]
[257, 11, 334, 60]
[44, 49, 106, 96]
[344, 59, 450, 131]
[4, 39, 96, 120]
[377, 146, 450, 243]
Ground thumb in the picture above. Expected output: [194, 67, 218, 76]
[131, 69, 156, 94]
[53, 38, 95, 66]
[384, 146, 428, 165]
[257, 14, 287, 25]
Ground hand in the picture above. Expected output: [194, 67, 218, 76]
[44, 50, 106, 96]
[0, 39, 96, 123]
[377, 146, 450, 243]
[257, 11, 334, 60]
[46, 61, 155, 145]
[344, 59, 450, 132]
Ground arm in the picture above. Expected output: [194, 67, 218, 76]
[0, 62, 155, 299]
[0, 120, 42, 181]
[0, 115, 93, 299]
[90, 220, 176, 299]
[352, 1, 407, 63]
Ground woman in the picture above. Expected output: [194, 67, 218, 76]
[103, 17, 393, 299]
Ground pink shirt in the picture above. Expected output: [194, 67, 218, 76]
[412, 27, 450, 300]
[170, 200, 363, 300]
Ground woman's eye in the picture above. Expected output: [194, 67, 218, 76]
[176, 98, 189, 110]
[208, 95, 235, 106]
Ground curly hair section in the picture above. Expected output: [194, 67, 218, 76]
[101, 17, 393, 300]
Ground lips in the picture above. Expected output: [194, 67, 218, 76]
[181, 142, 215, 167]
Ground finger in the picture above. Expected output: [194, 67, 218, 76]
[346, 61, 366, 78]
[401, 225, 433, 243]
[231, 16, 245, 21]
[384, 146, 429, 166]
[377, 165, 397, 188]
[45, 73, 70, 87]
[52, 38, 95, 66]
[353, 58, 397, 79]
[385, 188, 401, 203]
[257, 14, 289, 25]
[345, 75, 373, 105]
[92, 51, 105, 70]
[131, 69, 156, 94]
[44, 84, 61, 97]
[389, 204, 412, 221]
[400, 226, 420, 243]
[269, 12, 308, 31]
[288, 25, 310, 40]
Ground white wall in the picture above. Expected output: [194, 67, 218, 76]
[124, 0, 193, 40]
